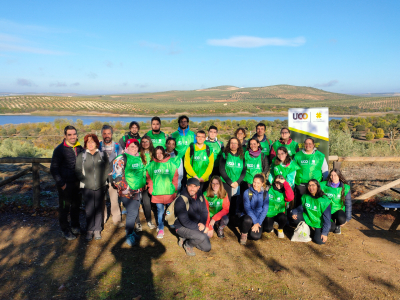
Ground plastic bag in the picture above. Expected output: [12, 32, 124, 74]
[291, 221, 312, 242]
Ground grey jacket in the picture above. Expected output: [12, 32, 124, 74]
[75, 150, 111, 190]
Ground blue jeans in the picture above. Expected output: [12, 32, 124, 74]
[156, 203, 170, 231]
[121, 194, 140, 234]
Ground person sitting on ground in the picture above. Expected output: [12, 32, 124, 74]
[50, 125, 84, 241]
[219, 137, 247, 203]
[265, 175, 294, 239]
[204, 176, 230, 238]
[270, 127, 299, 160]
[146, 146, 179, 239]
[119, 121, 141, 149]
[290, 179, 331, 245]
[166, 137, 184, 192]
[239, 174, 269, 245]
[184, 130, 214, 191]
[268, 146, 300, 190]
[143, 116, 168, 149]
[234, 127, 248, 150]
[99, 125, 124, 228]
[75, 133, 110, 241]
[293, 138, 329, 207]
[174, 178, 211, 256]
[252, 123, 273, 157]
[111, 138, 147, 246]
[320, 168, 352, 234]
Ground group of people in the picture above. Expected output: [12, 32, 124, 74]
[50, 115, 352, 256]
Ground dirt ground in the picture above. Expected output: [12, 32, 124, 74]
[0, 162, 400, 299]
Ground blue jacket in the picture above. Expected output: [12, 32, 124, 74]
[243, 186, 269, 225]
[177, 126, 197, 144]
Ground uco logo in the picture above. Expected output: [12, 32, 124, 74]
[247, 164, 254, 168]
[293, 113, 308, 120]
[132, 163, 139, 168]
[227, 162, 235, 166]
[301, 160, 308, 164]
[154, 169, 162, 174]
[326, 193, 334, 199]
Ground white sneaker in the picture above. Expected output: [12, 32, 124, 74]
[277, 229, 284, 239]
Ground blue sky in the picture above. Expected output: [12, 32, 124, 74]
[1, 0, 399, 94]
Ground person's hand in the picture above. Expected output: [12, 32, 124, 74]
[61, 184, 67, 190]
[199, 178, 204, 183]
[340, 222, 347, 227]
[251, 223, 260, 233]
[198, 223, 205, 231]
[321, 235, 328, 243]
[277, 178, 286, 184]
[194, 175, 199, 180]
[209, 219, 216, 228]
[231, 182, 238, 188]
[292, 214, 298, 220]
[204, 227, 209, 234]
[207, 229, 213, 238]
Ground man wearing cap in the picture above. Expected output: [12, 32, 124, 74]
[119, 121, 141, 150]
[174, 178, 211, 256]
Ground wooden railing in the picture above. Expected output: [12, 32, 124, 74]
[0, 158, 52, 207]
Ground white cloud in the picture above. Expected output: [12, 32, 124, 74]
[207, 36, 306, 48]
[315, 80, 339, 87]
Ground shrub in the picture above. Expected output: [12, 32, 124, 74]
[356, 125, 366, 131]
[0, 139, 47, 158]
[375, 128, 385, 139]
[365, 132, 375, 140]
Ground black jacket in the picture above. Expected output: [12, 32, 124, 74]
[50, 140, 84, 187]
[174, 188, 208, 231]
[118, 132, 141, 150]
[75, 150, 111, 190]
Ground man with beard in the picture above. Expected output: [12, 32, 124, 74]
[100, 125, 124, 227]
[143, 117, 168, 149]
[119, 121, 141, 149]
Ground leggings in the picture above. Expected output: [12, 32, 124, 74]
[141, 190, 153, 223]
[83, 188, 105, 232]
[240, 215, 267, 240]
[294, 184, 307, 208]
[331, 210, 346, 226]
[264, 213, 287, 232]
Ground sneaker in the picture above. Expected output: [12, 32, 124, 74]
[71, 227, 81, 235]
[135, 223, 143, 232]
[147, 221, 156, 229]
[62, 229, 77, 241]
[217, 227, 225, 238]
[125, 233, 137, 247]
[240, 233, 248, 245]
[169, 224, 175, 229]
[268, 229, 274, 233]
[277, 229, 284, 239]
[178, 237, 186, 248]
[334, 226, 341, 234]
[121, 208, 127, 215]
[113, 222, 125, 228]
[157, 229, 164, 239]
[86, 231, 93, 241]
[94, 231, 102, 240]
[183, 241, 196, 256]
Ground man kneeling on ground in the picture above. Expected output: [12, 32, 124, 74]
[174, 178, 211, 256]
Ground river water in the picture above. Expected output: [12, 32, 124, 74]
[0, 115, 342, 125]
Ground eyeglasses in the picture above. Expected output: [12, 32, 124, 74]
[281, 131, 290, 134]
[211, 182, 220, 186]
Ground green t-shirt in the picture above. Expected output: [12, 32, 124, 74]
[267, 187, 286, 218]
[171, 129, 196, 157]
[293, 150, 325, 185]
[243, 151, 263, 184]
[204, 192, 224, 218]
[272, 140, 298, 158]
[205, 140, 223, 168]
[190, 146, 211, 178]
[320, 181, 350, 214]
[147, 159, 177, 196]
[145, 131, 167, 149]
[221, 153, 244, 183]
[301, 194, 331, 228]
[259, 138, 272, 156]
[269, 158, 300, 187]
[124, 153, 146, 190]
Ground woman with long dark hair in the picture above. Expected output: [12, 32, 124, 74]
[268, 146, 300, 189]
[320, 168, 352, 234]
[290, 179, 331, 245]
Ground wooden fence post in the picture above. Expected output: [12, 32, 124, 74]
[32, 162, 40, 208]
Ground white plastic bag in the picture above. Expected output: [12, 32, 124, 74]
[291, 221, 312, 242]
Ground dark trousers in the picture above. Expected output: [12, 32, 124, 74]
[294, 184, 307, 208]
[83, 188, 106, 232]
[121, 194, 141, 234]
[332, 210, 346, 226]
[290, 212, 326, 245]
[238, 181, 250, 214]
[141, 190, 153, 223]
[57, 182, 81, 232]
[264, 213, 287, 232]
[240, 215, 268, 240]
[176, 227, 211, 252]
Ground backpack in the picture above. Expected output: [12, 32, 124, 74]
[189, 143, 211, 159]
[248, 189, 268, 201]
[165, 193, 204, 225]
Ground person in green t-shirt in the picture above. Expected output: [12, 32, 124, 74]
[143, 117, 168, 149]
[251, 123, 273, 158]
[293, 138, 329, 207]
[270, 127, 299, 160]
[205, 125, 224, 179]
[290, 179, 332, 245]
[268, 146, 300, 191]
[320, 168, 352, 234]
[170, 115, 197, 157]
[118, 121, 142, 150]
[264, 175, 294, 239]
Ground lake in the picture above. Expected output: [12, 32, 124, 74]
[0, 115, 342, 125]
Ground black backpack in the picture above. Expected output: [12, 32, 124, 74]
[189, 143, 211, 159]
